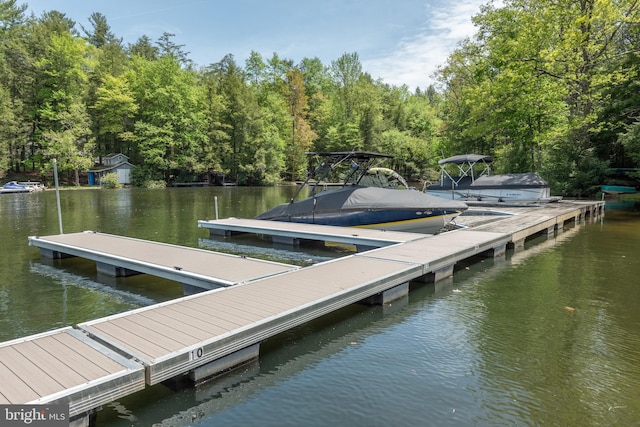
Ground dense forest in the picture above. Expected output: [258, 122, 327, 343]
[0, 0, 639, 195]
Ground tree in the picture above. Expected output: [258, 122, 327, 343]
[81, 12, 128, 160]
[331, 52, 362, 122]
[286, 67, 316, 180]
[128, 35, 158, 60]
[126, 55, 206, 179]
[0, 0, 29, 175]
[156, 32, 192, 68]
[92, 74, 138, 155]
[436, 0, 640, 195]
[33, 27, 94, 185]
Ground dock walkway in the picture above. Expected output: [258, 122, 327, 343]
[28, 231, 298, 294]
[4, 200, 604, 425]
[0, 328, 144, 419]
[198, 217, 426, 250]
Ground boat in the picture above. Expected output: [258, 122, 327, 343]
[0, 181, 37, 194]
[255, 151, 468, 234]
[600, 185, 636, 195]
[424, 154, 553, 203]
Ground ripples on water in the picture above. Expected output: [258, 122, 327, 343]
[3, 190, 640, 426]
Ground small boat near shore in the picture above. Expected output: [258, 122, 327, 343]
[600, 185, 636, 195]
[424, 154, 554, 203]
[0, 181, 44, 194]
[255, 151, 468, 234]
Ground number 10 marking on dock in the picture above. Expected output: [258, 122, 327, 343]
[190, 347, 204, 361]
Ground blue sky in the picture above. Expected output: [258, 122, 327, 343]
[24, 0, 487, 90]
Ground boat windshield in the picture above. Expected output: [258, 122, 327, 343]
[355, 167, 409, 189]
[289, 152, 404, 202]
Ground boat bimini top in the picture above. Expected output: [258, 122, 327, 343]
[437, 154, 493, 186]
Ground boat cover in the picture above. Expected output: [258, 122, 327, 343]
[472, 172, 548, 188]
[256, 185, 467, 220]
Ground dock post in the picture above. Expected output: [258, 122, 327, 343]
[38, 247, 75, 259]
[413, 264, 455, 284]
[434, 264, 455, 282]
[512, 238, 526, 251]
[360, 282, 409, 305]
[95, 262, 141, 278]
[53, 158, 64, 234]
[182, 283, 208, 295]
[272, 235, 301, 246]
[189, 343, 260, 384]
[69, 410, 97, 427]
[546, 225, 555, 239]
[490, 244, 506, 258]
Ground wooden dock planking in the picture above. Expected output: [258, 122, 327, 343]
[9, 340, 88, 387]
[159, 304, 243, 333]
[167, 295, 272, 324]
[33, 334, 114, 382]
[459, 201, 601, 234]
[0, 328, 145, 417]
[85, 321, 179, 362]
[78, 255, 423, 384]
[29, 231, 299, 291]
[135, 310, 236, 341]
[0, 353, 42, 403]
[361, 229, 510, 275]
[0, 346, 64, 397]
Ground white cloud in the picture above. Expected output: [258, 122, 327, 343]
[363, 0, 486, 90]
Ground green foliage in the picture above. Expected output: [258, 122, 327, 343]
[436, 0, 640, 196]
[0, 0, 638, 197]
[100, 172, 122, 188]
[130, 164, 164, 187]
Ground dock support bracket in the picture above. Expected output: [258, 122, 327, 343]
[360, 282, 409, 305]
[181, 283, 209, 295]
[272, 235, 300, 246]
[413, 263, 455, 284]
[208, 228, 232, 237]
[490, 244, 506, 258]
[96, 262, 141, 278]
[512, 238, 525, 251]
[546, 226, 555, 239]
[39, 248, 75, 259]
[189, 343, 260, 384]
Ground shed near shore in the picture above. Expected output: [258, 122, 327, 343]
[87, 153, 135, 185]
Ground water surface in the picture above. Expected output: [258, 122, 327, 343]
[1, 188, 639, 426]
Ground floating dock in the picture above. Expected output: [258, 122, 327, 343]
[3, 200, 604, 426]
[28, 231, 299, 294]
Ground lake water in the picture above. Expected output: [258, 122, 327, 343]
[1, 188, 640, 426]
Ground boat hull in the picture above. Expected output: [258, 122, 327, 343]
[267, 208, 463, 234]
[600, 185, 636, 195]
[426, 186, 551, 202]
[0, 182, 35, 194]
[256, 185, 467, 235]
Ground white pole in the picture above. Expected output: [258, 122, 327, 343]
[214, 196, 219, 220]
[53, 158, 63, 234]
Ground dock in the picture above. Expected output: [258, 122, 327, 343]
[198, 217, 427, 250]
[4, 200, 604, 426]
[28, 231, 299, 294]
[0, 328, 144, 422]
